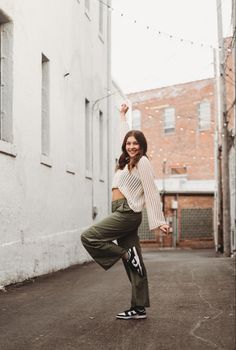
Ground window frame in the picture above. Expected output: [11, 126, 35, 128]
[85, 98, 92, 178]
[132, 109, 141, 130]
[164, 107, 175, 134]
[99, 110, 104, 181]
[98, 0, 105, 43]
[198, 101, 211, 131]
[85, 0, 91, 20]
[0, 15, 16, 157]
[41, 54, 51, 161]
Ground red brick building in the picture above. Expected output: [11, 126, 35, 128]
[128, 78, 216, 248]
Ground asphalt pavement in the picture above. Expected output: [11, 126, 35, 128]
[0, 248, 235, 350]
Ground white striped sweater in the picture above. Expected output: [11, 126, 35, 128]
[112, 121, 166, 230]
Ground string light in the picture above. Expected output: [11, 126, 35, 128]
[142, 107, 216, 124]
[99, 0, 229, 51]
[106, 57, 229, 164]
[150, 150, 215, 162]
[135, 108, 217, 135]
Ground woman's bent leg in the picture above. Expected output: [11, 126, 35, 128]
[81, 206, 141, 271]
[81, 221, 126, 270]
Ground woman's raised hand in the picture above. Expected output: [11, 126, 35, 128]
[120, 103, 129, 116]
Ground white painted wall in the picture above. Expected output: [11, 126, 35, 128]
[0, 0, 113, 286]
[110, 80, 131, 173]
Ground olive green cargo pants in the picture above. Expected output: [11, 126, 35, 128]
[81, 198, 150, 308]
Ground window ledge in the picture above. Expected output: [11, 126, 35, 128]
[169, 174, 188, 178]
[98, 33, 104, 43]
[85, 9, 91, 21]
[99, 173, 105, 182]
[66, 163, 76, 175]
[0, 140, 17, 157]
[198, 128, 210, 132]
[85, 170, 92, 180]
[164, 130, 175, 135]
[40, 154, 53, 167]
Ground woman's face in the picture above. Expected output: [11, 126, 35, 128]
[126, 136, 141, 159]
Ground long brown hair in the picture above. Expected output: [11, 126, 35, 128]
[117, 130, 148, 171]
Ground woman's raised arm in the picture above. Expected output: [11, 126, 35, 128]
[120, 104, 130, 142]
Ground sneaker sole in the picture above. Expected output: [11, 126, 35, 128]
[116, 315, 147, 320]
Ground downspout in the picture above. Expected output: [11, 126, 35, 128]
[106, 0, 112, 213]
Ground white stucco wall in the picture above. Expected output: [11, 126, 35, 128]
[0, 0, 112, 286]
[110, 80, 131, 171]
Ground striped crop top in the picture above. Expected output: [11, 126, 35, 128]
[112, 121, 166, 231]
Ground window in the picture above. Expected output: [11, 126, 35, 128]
[99, 0, 104, 36]
[85, 0, 90, 12]
[164, 107, 175, 134]
[132, 109, 141, 130]
[171, 166, 187, 175]
[85, 98, 92, 175]
[198, 101, 211, 130]
[99, 110, 104, 179]
[0, 13, 13, 148]
[41, 54, 50, 157]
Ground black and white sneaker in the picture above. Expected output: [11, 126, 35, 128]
[127, 246, 143, 277]
[116, 307, 147, 320]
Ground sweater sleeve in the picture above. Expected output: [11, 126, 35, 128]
[137, 156, 166, 230]
[120, 120, 130, 143]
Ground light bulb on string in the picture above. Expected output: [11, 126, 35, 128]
[106, 1, 223, 50]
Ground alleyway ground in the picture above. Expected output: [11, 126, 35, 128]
[0, 249, 235, 350]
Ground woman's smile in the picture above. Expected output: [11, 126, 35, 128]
[126, 136, 140, 159]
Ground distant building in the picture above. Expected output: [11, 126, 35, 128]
[0, 0, 114, 286]
[128, 78, 216, 248]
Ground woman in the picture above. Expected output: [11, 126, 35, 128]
[81, 103, 169, 320]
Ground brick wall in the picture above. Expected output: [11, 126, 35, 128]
[139, 194, 214, 248]
[129, 79, 216, 248]
[128, 78, 215, 181]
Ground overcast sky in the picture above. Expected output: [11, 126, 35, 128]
[111, 0, 233, 94]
